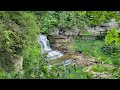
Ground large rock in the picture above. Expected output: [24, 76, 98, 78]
[95, 26, 106, 32]
[99, 19, 119, 29]
[88, 26, 108, 34]
[88, 19, 119, 34]
[50, 28, 80, 37]
[64, 28, 80, 36]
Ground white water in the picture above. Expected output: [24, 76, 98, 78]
[47, 50, 63, 60]
[38, 35, 63, 61]
[38, 35, 52, 53]
[63, 59, 73, 66]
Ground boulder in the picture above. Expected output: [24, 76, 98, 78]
[94, 26, 106, 32]
[64, 29, 80, 36]
[50, 28, 81, 37]
[99, 19, 119, 29]
[88, 19, 119, 34]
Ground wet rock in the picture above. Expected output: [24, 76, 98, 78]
[63, 59, 73, 66]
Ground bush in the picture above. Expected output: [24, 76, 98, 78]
[0, 11, 43, 75]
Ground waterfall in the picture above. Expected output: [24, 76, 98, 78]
[37, 34, 63, 61]
[38, 35, 52, 53]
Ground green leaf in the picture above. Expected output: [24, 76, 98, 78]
[69, 74, 76, 78]
[100, 15, 106, 21]
[76, 70, 81, 73]
[51, 66, 56, 71]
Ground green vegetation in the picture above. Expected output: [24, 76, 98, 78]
[74, 37, 104, 58]
[46, 65, 93, 79]
[0, 11, 46, 78]
[73, 35, 120, 65]
[73, 31, 120, 78]
[36, 11, 120, 34]
[0, 11, 120, 79]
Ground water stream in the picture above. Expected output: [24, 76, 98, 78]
[37, 34, 74, 67]
[38, 34, 63, 61]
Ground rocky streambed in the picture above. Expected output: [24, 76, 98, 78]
[47, 35, 115, 79]
[46, 35, 98, 67]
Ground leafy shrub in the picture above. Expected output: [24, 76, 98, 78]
[105, 28, 120, 46]
[0, 11, 43, 75]
[48, 65, 93, 79]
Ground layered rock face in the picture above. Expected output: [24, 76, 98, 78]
[88, 19, 119, 34]
[50, 28, 81, 37]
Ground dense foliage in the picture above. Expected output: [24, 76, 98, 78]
[0, 11, 120, 79]
[35, 11, 120, 34]
[0, 11, 43, 75]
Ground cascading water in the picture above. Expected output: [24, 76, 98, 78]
[38, 35, 52, 53]
[37, 34, 63, 61]
[37, 34, 75, 68]
[47, 50, 63, 60]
